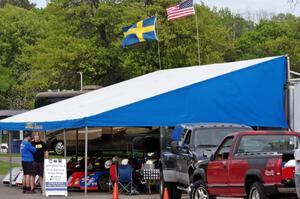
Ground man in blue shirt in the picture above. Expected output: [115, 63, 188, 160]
[20, 131, 36, 193]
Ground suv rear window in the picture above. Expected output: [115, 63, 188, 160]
[193, 128, 250, 147]
[236, 135, 300, 154]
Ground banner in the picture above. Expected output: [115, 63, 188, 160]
[44, 159, 68, 197]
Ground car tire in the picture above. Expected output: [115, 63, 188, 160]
[160, 172, 167, 199]
[248, 182, 269, 199]
[160, 172, 182, 199]
[169, 183, 182, 199]
[98, 173, 109, 192]
[190, 180, 214, 199]
[54, 141, 64, 155]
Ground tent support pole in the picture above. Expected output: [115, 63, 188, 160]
[63, 129, 67, 159]
[0, 130, 3, 149]
[160, 127, 163, 153]
[43, 131, 46, 142]
[286, 55, 291, 128]
[9, 131, 12, 187]
[84, 126, 88, 196]
[76, 128, 78, 161]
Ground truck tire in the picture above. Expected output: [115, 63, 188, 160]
[160, 173, 182, 199]
[248, 182, 269, 199]
[54, 141, 64, 155]
[190, 180, 214, 199]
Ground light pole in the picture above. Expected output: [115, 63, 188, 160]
[77, 72, 83, 91]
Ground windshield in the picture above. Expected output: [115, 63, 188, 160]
[193, 128, 249, 147]
[237, 135, 300, 154]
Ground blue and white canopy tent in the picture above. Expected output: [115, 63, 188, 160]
[0, 56, 288, 131]
[0, 56, 289, 194]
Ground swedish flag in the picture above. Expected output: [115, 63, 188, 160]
[122, 16, 158, 46]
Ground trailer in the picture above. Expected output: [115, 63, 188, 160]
[289, 79, 300, 132]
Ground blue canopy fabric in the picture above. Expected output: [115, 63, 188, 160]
[0, 56, 288, 131]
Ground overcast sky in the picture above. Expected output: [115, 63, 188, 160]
[31, 0, 300, 17]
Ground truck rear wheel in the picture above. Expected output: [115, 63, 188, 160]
[248, 182, 269, 199]
[190, 180, 214, 199]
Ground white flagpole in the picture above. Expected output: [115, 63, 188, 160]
[194, 1, 201, 65]
[155, 14, 162, 70]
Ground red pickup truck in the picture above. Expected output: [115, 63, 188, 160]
[191, 131, 299, 199]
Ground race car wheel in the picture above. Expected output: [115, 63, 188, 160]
[191, 180, 214, 199]
[98, 173, 109, 192]
[54, 141, 64, 155]
[248, 182, 269, 199]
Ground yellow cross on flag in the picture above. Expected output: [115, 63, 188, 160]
[122, 16, 158, 46]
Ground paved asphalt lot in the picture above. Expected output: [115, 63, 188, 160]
[0, 175, 236, 199]
[0, 175, 191, 199]
[0, 157, 232, 199]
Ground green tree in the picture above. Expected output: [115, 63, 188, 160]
[0, 0, 35, 9]
[236, 15, 300, 71]
[0, 5, 47, 108]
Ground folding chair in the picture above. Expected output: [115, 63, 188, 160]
[118, 165, 133, 194]
[109, 163, 118, 192]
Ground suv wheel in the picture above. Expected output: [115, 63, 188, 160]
[191, 180, 213, 199]
[54, 141, 64, 155]
[170, 184, 182, 199]
[160, 175, 164, 199]
[248, 182, 269, 199]
[160, 173, 182, 199]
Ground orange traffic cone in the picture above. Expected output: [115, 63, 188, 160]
[112, 181, 119, 199]
[163, 187, 169, 199]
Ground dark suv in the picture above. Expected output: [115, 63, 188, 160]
[159, 123, 252, 199]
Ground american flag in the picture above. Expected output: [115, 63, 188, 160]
[166, 0, 195, 21]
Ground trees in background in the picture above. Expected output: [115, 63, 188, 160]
[0, 0, 299, 109]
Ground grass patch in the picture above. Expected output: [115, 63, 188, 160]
[0, 153, 21, 157]
[0, 161, 20, 175]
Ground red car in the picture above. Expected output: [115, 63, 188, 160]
[191, 131, 299, 199]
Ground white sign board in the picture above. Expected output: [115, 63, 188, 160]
[44, 159, 68, 197]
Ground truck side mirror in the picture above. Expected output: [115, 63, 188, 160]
[171, 141, 178, 153]
[179, 144, 189, 153]
[210, 154, 215, 161]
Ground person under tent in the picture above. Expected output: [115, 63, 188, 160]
[20, 131, 36, 193]
[31, 133, 48, 193]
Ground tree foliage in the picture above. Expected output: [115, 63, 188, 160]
[0, 0, 299, 109]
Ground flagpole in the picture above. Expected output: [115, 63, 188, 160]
[194, 2, 201, 65]
[156, 13, 162, 70]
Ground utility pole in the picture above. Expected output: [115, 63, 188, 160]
[77, 72, 83, 91]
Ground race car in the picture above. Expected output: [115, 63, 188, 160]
[2, 167, 22, 185]
[79, 171, 109, 191]
[67, 171, 91, 190]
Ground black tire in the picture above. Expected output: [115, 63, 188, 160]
[98, 173, 109, 192]
[190, 180, 214, 199]
[160, 172, 182, 199]
[54, 141, 64, 155]
[159, 173, 165, 199]
[248, 182, 269, 199]
[169, 183, 182, 199]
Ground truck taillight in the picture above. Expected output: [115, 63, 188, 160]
[265, 158, 282, 176]
[282, 160, 296, 182]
